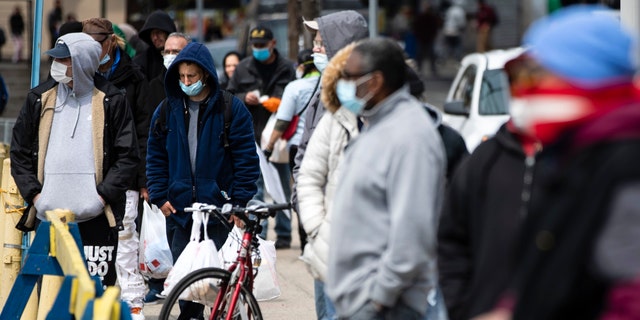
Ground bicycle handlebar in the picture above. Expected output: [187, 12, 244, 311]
[247, 202, 291, 213]
[184, 202, 291, 219]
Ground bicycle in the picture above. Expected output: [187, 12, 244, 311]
[159, 200, 291, 320]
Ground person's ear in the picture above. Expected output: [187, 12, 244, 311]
[369, 71, 384, 94]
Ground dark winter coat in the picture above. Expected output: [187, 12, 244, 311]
[148, 68, 167, 114]
[146, 42, 260, 229]
[108, 47, 151, 190]
[133, 10, 176, 82]
[438, 124, 537, 320]
[511, 103, 640, 320]
[9, 11, 24, 36]
[11, 76, 139, 231]
[226, 49, 295, 142]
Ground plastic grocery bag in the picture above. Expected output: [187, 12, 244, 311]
[260, 114, 289, 164]
[162, 211, 222, 302]
[219, 226, 281, 301]
[139, 201, 173, 279]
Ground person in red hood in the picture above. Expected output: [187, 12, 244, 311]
[473, 5, 640, 320]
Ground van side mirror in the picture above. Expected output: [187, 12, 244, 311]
[443, 101, 470, 116]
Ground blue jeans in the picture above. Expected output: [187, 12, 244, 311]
[423, 286, 449, 320]
[256, 163, 292, 241]
[345, 300, 422, 320]
[166, 215, 229, 319]
[314, 279, 337, 320]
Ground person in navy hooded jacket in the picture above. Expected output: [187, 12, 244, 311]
[146, 42, 259, 274]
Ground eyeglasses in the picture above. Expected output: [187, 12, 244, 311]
[313, 40, 324, 48]
[162, 49, 181, 55]
[341, 69, 374, 80]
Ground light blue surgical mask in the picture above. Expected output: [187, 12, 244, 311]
[180, 80, 205, 97]
[313, 53, 328, 72]
[252, 47, 271, 62]
[336, 74, 374, 115]
[99, 53, 111, 66]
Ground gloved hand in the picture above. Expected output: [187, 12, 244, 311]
[262, 97, 281, 113]
[262, 149, 273, 160]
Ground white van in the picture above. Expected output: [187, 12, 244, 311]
[442, 47, 525, 151]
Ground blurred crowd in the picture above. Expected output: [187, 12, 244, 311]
[3, 1, 640, 320]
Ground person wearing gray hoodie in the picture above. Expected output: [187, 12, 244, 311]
[11, 32, 139, 288]
[291, 9, 369, 253]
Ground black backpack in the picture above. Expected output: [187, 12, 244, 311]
[423, 104, 469, 180]
[153, 90, 234, 149]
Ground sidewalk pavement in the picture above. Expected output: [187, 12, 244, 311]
[142, 213, 316, 319]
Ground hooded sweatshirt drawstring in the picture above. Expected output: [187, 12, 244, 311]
[70, 94, 81, 138]
[54, 88, 82, 138]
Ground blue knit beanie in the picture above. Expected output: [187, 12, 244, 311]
[524, 5, 638, 88]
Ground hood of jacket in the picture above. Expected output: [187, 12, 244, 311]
[60, 32, 101, 97]
[321, 42, 357, 113]
[164, 42, 221, 106]
[139, 10, 177, 47]
[109, 48, 145, 86]
[317, 10, 368, 60]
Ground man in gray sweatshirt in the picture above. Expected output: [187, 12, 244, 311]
[11, 32, 139, 288]
[327, 38, 446, 319]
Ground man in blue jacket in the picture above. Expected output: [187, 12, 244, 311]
[146, 43, 259, 316]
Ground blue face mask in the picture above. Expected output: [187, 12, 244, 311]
[336, 74, 374, 115]
[313, 53, 328, 72]
[252, 47, 271, 62]
[180, 80, 205, 97]
[99, 53, 111, 66]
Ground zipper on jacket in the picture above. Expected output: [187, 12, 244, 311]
[520, 155, 536, 219]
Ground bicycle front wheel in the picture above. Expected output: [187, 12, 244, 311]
[159, 267, 263, 320]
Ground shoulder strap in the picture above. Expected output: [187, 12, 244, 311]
[220, 90, 234, 150]
[297, 77, 321, 117]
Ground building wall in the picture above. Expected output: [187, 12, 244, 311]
[0, 0, 126, 61]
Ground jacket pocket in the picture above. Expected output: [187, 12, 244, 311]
[195, 178, 226, 205]
[36, 173, 104, 222]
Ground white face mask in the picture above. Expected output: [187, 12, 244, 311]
[313, 53, 328, 72]
[509, 95, 593, 133]
[163, 54, 178, 70]
[50, 60, 72, 84]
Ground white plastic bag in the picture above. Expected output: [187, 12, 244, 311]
[260, 114, 289, 164]
[162, 211, 222, 301]
[219, 226, 281, 301]
[139, 201, 173, 279]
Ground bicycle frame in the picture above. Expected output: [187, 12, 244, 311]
[211, 215, 259, 320]
[162, 201, 290, 320]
